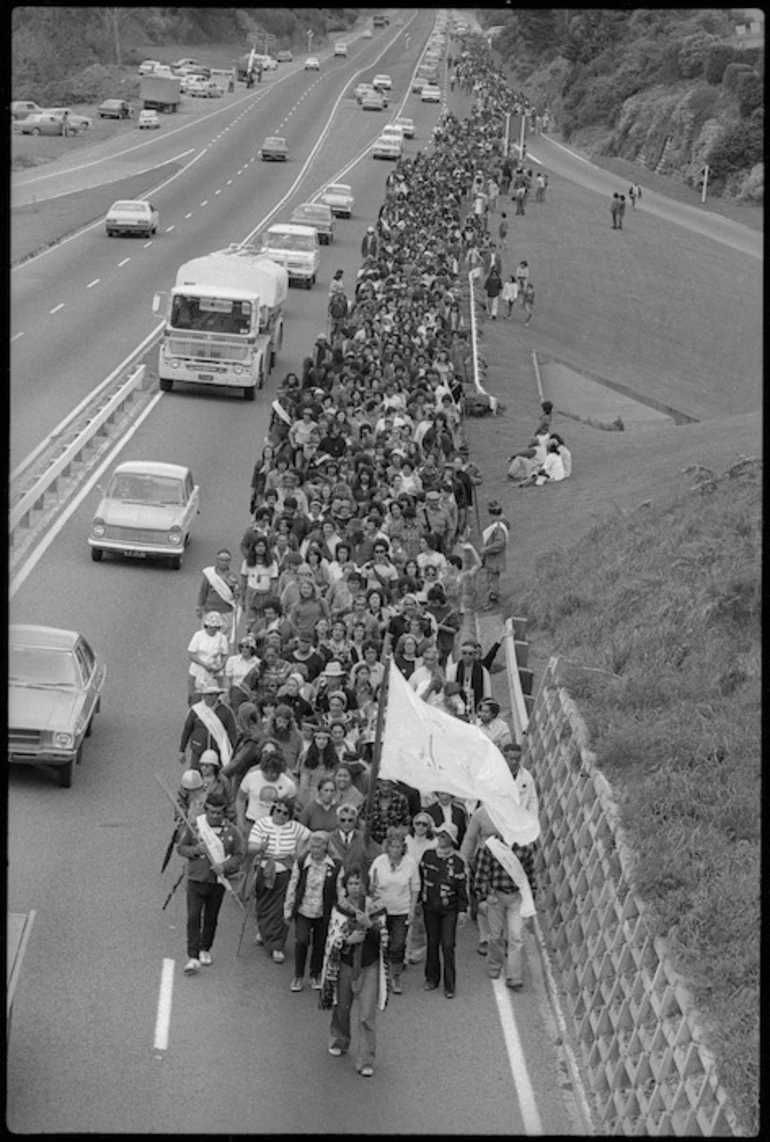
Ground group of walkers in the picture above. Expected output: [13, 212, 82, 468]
[169, 25, 542, 1080]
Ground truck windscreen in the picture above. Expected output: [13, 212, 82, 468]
[170, 294, 252, 334]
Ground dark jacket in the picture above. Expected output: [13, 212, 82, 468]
[285, 853, 340, 920]
[177, 818, 245, 883]
[419, 849, 469, 913]
[180, 702, 238, 758]
[425, 801, 468, 849]
[327, 827, 382, 879]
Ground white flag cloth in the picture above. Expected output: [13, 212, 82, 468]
[380, 662, 540, 846]
[485, 837, 536, 918]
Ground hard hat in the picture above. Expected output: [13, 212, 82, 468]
[200, 749, 222, 768]
[203, 611, 224, 627]
[181, 769, 204, 790]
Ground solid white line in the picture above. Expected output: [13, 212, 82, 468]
[10, 390, 164, 597]
[153, 958, 176, 1052]
[118, 257, 130, 267]
[86, 279, 100, 289]
[50, 303, 64, 314]
[491, 978, 543, 1134]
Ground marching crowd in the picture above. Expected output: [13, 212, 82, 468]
[169, 29, 543, 1079]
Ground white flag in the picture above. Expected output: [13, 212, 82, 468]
[379, 662, 540, 846]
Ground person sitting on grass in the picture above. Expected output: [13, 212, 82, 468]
[506, 430, 549, 484]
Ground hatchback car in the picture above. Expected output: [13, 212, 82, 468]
[105, 199, 159, 237]
[261, 135, 288, 161]
[319, 182, 355, 218]
[11, 100, 43, 120]
[290, 202, 334, 243]
[276, 50, 293, 63]
[372, 74, 392, 91]
[304, 57, 320, 70]
[89, 461, 200, 570]
[362, 28, 373, 38]
[334, 43, 348, 57]
[98, 99, 133, 119]
[8, 625, 106, 788]
[137, 109, 160, 129]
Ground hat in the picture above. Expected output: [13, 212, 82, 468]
[434, 822, 459, 843]
[479, 698, 501, 716]
[323, 661, 347, 677]
[426, 489, 440, 500]
[204, 792, 227, 809]
[413, 812, 433, 826]
[367, 225, 374, 232]
[200, 749, 222, 768]
[198, 683, 225, 695]
[181, 769, 204, 791]
[239, 634, 257, 649]
[289, 672, 306, 686]
[488, 500, 502, 515]
[203, 611, 224, 627]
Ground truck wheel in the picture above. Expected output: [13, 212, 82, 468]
[245, 385, 256, 401]
[57, 758, 75, 788]
[91, 548, 103, 562]
[159, 377, 173, 391]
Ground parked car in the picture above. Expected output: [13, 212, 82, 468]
[188, 78, 221, 98]
[105, 199, 159, 237]
[412, 75, 429, 92]
[138, 59, 161, 75]
[276, 50, 293, 63]
[421, 84, 442, 103]
[362, 89, 388, 111]
[394, 116, 415, 139]
[89, 461, 200, 570]
[372, 74, 392, 90]
[98, 99, 133, 119]
[372, 134, 402, 160]
[19, 113, 82, 136]
[334, 43, 348, 57]
[362, 28, 373, 38]
[290, 202, 334, 244]
[8, 625, 106, 788]
[260, 135, 288, 161]
[45, 108, 93, 130]
[137, 109, 160, 129]
[11, 101, 43, 120]
[304, 57, 320, 70]
[319, 182, 355, 218]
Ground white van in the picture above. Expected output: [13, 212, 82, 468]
[260, 223, 320, 288]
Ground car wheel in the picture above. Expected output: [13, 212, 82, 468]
[57, 758, 74, 788]
[85, 717, 94, 738]
[32, 127, 41, 136]
[160, 377, 173, 391]
[91, 547, 104, 562]
[170, 552, 183, 570]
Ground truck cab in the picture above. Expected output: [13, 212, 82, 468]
[260, 224, 320, 288]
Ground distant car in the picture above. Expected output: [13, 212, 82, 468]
[290, 202, 334, 244]
[362, 90, 388, 111]
[372, 134, 402, 160]
[372, 74, 392, 91]
[137, 109, 160, 129]
[8, 625, 106, 788]
[138, 59, 161, 75]
[89, 461, 200, 570]
[394, 116, 415, 139]
[304, 57, 320, 70]
[45, 108, 92, 131]
[98, 99, 133, 119]
[334, 43, 348, 57]
[381, 123, 405, 145]
[188, 78, 221, 98]
[19, 113, 82, 136]
[151, 65, 175, 79]
[421, 84, 442, 103]
[260, 135, 288, 161]
[412, 74, 429, 92]
[362, 28, 373, 38]
[105, 199, 159, 237]
[172, 57, 200, 69]
[11, 101, 43, 120]
[319, 182, 355, 218]
[355, 82, 372, 103]
[276, 50, 293, 63]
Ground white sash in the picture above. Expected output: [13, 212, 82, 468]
[203, 566, 236, 608]
[272, 399, 293, 427]
[485, 837, 536, 918]
[193, 701, 233, 765]
[482, 520, 509, 545]
[196, 814, 226, 865]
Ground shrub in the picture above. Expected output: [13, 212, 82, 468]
[678, 31, 717, 78]
[704, 42, 737, 84]
[737, 72, 764, 117]
[707, 118, 764, 179]
[736, 162, 764, 202]
[722, 60, 757, 95]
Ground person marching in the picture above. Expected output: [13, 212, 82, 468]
[196, 549, 241, 646]
[473, 832, 536, 991]
[284, 832, 340, 992]
[481, 500, 509, 609]
[178, 791, 244, 975]
[419, 823, 469, 998]
[179, 684, 238, 771]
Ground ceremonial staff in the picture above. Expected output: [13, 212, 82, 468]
[363, 655, 392, 844]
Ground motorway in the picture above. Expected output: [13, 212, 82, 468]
[8, 11, 583, 1135]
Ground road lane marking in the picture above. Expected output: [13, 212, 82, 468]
[492, 978, 543, 1134]
[153, 958, 176, 1053]
[215, 188, 222, 195]
[185, 212, 193, 218]
[200, 200, 208, 206]
[87, 279, 100, 288]
[118, 257, 131, 267]
[11, 331, 24, 342]
[50, 303, 64, 313]
[165, 225, 175, 231]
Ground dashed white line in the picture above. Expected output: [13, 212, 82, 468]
[165, 225, 175, 231]
[153, 958, 175, 1053]
[86, 278, 100, 289]
[215, 189, 222, 195]
[200, 200, 208, 206]
[50, 303, 64, 314]
[118, 257, 131, 267]
[226, 179, 233, 185]
[185, 212, 193, 219]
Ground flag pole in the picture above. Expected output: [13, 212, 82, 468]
[363, 654, 392, 844]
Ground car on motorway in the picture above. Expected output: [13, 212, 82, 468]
[372, 133, 402, 160]
[421, 84, 442, 103]
[89, 461, 200, 570]
[319, 182, 355, 218]
[334, 43, 348, 57]
[276, 50, 293, 63]
[372, 73, 392, 91]
[11, 100, 43, 120]
[412, 74, 429, 92]
[105, 199, 159, 237]
[97, 98, 133, 119]
[304, 56, 320, 70]
[8, 625, 106, 788]
[362, 28, 373, 38]
[290, 202, 334, 244]
[138, 59, 161, 75]
[137, 109, 160, 129]
[394, 115, 415, 139]
[354, 82, 372, 102]
[362, 89, 388, 111]
[260, 135, 288, 161]
[261, 222, 320, 288]
[380, 123, 405, 145]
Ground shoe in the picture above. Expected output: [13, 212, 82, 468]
[310, 976, 322, 990]
[423, 980, 439, 991]
[199, 950, 212, 966]
[444, 989, 455, 999]
[360, 1066, 374, 1077]
[391, 978, 403, 994]
[272, 950, 285, 963]
[506, 980, 523, 991]
[290, 978, 303, 992]
[328, 1046, 343, 1057]
[184, 958, 200, 975]
[477, 942, 488, 955]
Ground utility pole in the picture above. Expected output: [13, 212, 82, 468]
[307, 29, 313, 55]
[700, 163, 709, 204]
[503, 111, 511, 157]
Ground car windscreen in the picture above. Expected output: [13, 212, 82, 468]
[10, 646, 78, 687]
[267, 232, 315, 252]
[107, 473, 184, 504]
[111, 203, 147, 214]
[170, 294, 253, 335]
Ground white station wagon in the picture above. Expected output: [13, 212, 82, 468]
[89, 461, 200, 569]
[105, 199, 159, 237]
[319, 183, 355, 218]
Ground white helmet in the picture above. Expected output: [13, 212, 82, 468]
[181, 769, 204, 790]
[200, 749, 221, 768]
[203, 611, 224, 627]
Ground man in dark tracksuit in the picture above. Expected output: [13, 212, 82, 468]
[178, 793, 244, 974]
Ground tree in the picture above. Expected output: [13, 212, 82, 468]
[517, 9, 558, 53]
[704, 43, 737, 85]
[736, 72, 764, 118]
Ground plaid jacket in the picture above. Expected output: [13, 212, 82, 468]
[473, 842, 535, 902]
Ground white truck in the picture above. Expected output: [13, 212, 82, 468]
[152, 246, 288, 400]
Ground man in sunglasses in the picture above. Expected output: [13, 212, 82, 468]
[327, 804, 382, 898]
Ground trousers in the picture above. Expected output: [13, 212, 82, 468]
[186, 880, 226, 957]
[385, 913, 408, 975]
[424, 907, 458, 992]
[329, 960, 378, 1070]
[294, 913, 329, 979]
[486, 890, 523, 984]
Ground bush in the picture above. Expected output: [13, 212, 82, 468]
[707, 118, 765, 180]
[678, 31, 717, 78]
[722, 60, 757, 95]
[737, 162, 764, 203]
[704, 42, 737, 84]
[737, 72, 764, 117]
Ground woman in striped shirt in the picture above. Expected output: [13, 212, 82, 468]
[248, 799, 311, 963]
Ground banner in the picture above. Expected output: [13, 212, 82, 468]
[379, 661, 540, 846]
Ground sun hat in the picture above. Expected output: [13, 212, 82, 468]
[181, 770, 204, 791]
[203, 612, 224, 627]
[434, 822, 459, 844]
[323, 661, 347, 677]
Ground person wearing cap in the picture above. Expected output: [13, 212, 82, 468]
[186, 612, 229, 702]
[314, 660, 357, 716]
[418, 823, 469, 998]
[195, 549, 241, 641]
[473, 832, 536, 991]
[179, 685, 238, 771]
[476, 699, 513, 750]
[481, 500, 509, 609]
[177, 792, 245, 975]
[199, 749, 235, 818]
[425, 791, 468, 849]
[224, 633, 260, 711]
[177, 768, 207, 827]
